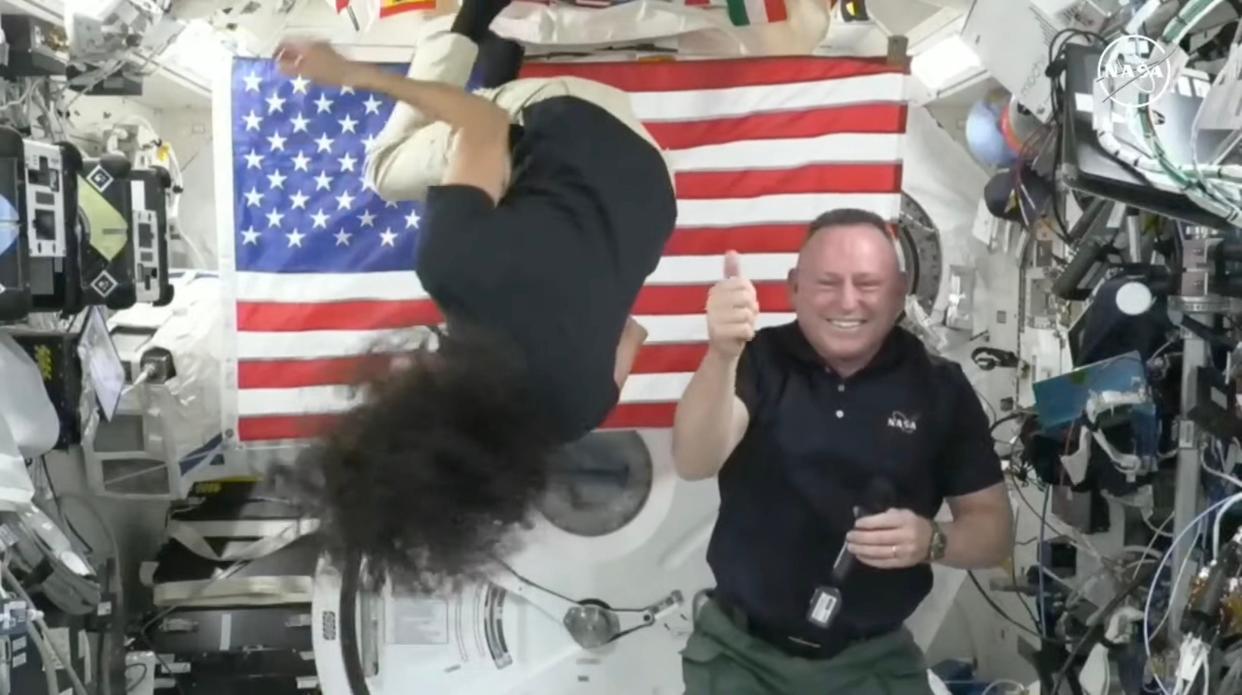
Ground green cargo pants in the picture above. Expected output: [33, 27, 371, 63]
[680, 599, 935, 695]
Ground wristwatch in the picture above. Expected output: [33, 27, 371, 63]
[926, 520, 947, 564]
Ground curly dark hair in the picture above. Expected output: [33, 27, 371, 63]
[276, 323, 557, 592]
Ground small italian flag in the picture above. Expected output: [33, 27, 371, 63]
[725, 0, 788, 25]
[379, 0, 437, 17]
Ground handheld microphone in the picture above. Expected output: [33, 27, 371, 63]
[1183, 528, 1242, 638]
[810, 478, 897, 629]
[830, 478, 897, 585]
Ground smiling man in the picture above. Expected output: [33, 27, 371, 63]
[671, 208, 1013, 695]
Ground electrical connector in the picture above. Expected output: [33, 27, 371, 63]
[0, 599, 28, 637]
[138, 347, 175, 384]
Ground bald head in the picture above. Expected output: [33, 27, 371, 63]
[788, 211, 908, 376]
[803, 223, 903, 276]
[803, 209, 900, 264]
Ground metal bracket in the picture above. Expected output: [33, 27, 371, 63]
[562, 590, 684, 649]
[886, 35, 909, 68]
[1178, 418, 1197, 449]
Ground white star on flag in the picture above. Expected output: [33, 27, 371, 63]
[339, 115, 358, 133]
[380, 228, 397, 247]
[266, 92, 285, 113]
[314, 171, 332, 190]
[315, 133, 334, 153]
[267, 170, 287, 189]
[363, 96, 382, 114]
[243, 110, 262, 131]
[335, 190, 355, 210]
[266, 209, 285, 227]
[291, 75, 310, 94]
[290, 191, 310, 209]
[245, 188, 263, 207]
[291, 113, 310, 133]
[244, 150, 263, 169]
[267, 132, 287, 151]
[292, 151, 311, 171]
[315, 94, 333, 113]
[310, 210, 329, 229]
[358, 210, 376, 227]
[335, 230, 352, 246]
[287, 229, 305, 247]
[405, 210, 420, 229]
[338, 153, 357, 172]
[241, 227, 260, 245]
[242, 73, 261, 92]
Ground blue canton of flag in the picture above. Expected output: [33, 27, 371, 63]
[231, 57, 430, 272]
[227, 56, 488, 445]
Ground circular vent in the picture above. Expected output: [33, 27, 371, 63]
[536, 431, 654, 537]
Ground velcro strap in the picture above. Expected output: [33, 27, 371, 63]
[153, 576, 313, 608]
[168, 518, 319, 563]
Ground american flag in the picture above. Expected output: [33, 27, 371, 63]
[219, 55, 909, 446]
[332, 0, 788, 20]
[518, 0, 789, 20]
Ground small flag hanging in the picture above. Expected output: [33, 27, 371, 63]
[724, 0, 788, 25]
[518, 0, 787, 19]
[379, 0, 437, 17]
[840, 0, 869, 21]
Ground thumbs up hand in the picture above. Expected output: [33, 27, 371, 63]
[706, 250, 759, 358]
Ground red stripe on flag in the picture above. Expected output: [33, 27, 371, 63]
[601, 402, 678, 429]
[676, 163, 902, 199]
[237, 300, 442, 332]
[239, 414, 340, 442]
[647, 104, 906, 150]
[238, 341, 714, 391]
[238, 341, 719, 391]
[665, 225, 807, 254]
[765, 0, 788, 21]
[239, 403, 683, 442]
[519, 56, 903, 92]
[632, 343, 707, 373]
[633, 282, 790, 315]
[237, 280, 789, 335]
[239, 356, 394, 389]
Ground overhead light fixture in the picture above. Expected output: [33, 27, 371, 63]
[911, 34, 983, 92]
[160, 19, 232, 82]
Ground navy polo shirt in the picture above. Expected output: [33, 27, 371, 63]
[707, 320, 1003, 644]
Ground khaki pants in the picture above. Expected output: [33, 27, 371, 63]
[682, 599, 936, 695]
[364, 30, 672, 203]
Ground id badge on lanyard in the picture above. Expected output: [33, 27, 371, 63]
[806, 481, 892, 631]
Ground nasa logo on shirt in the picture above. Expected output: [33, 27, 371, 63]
[887, 411, 918, 435]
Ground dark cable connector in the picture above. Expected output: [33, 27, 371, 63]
[1182, 530, 1242, 638]
[139, 347, 176, 384]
